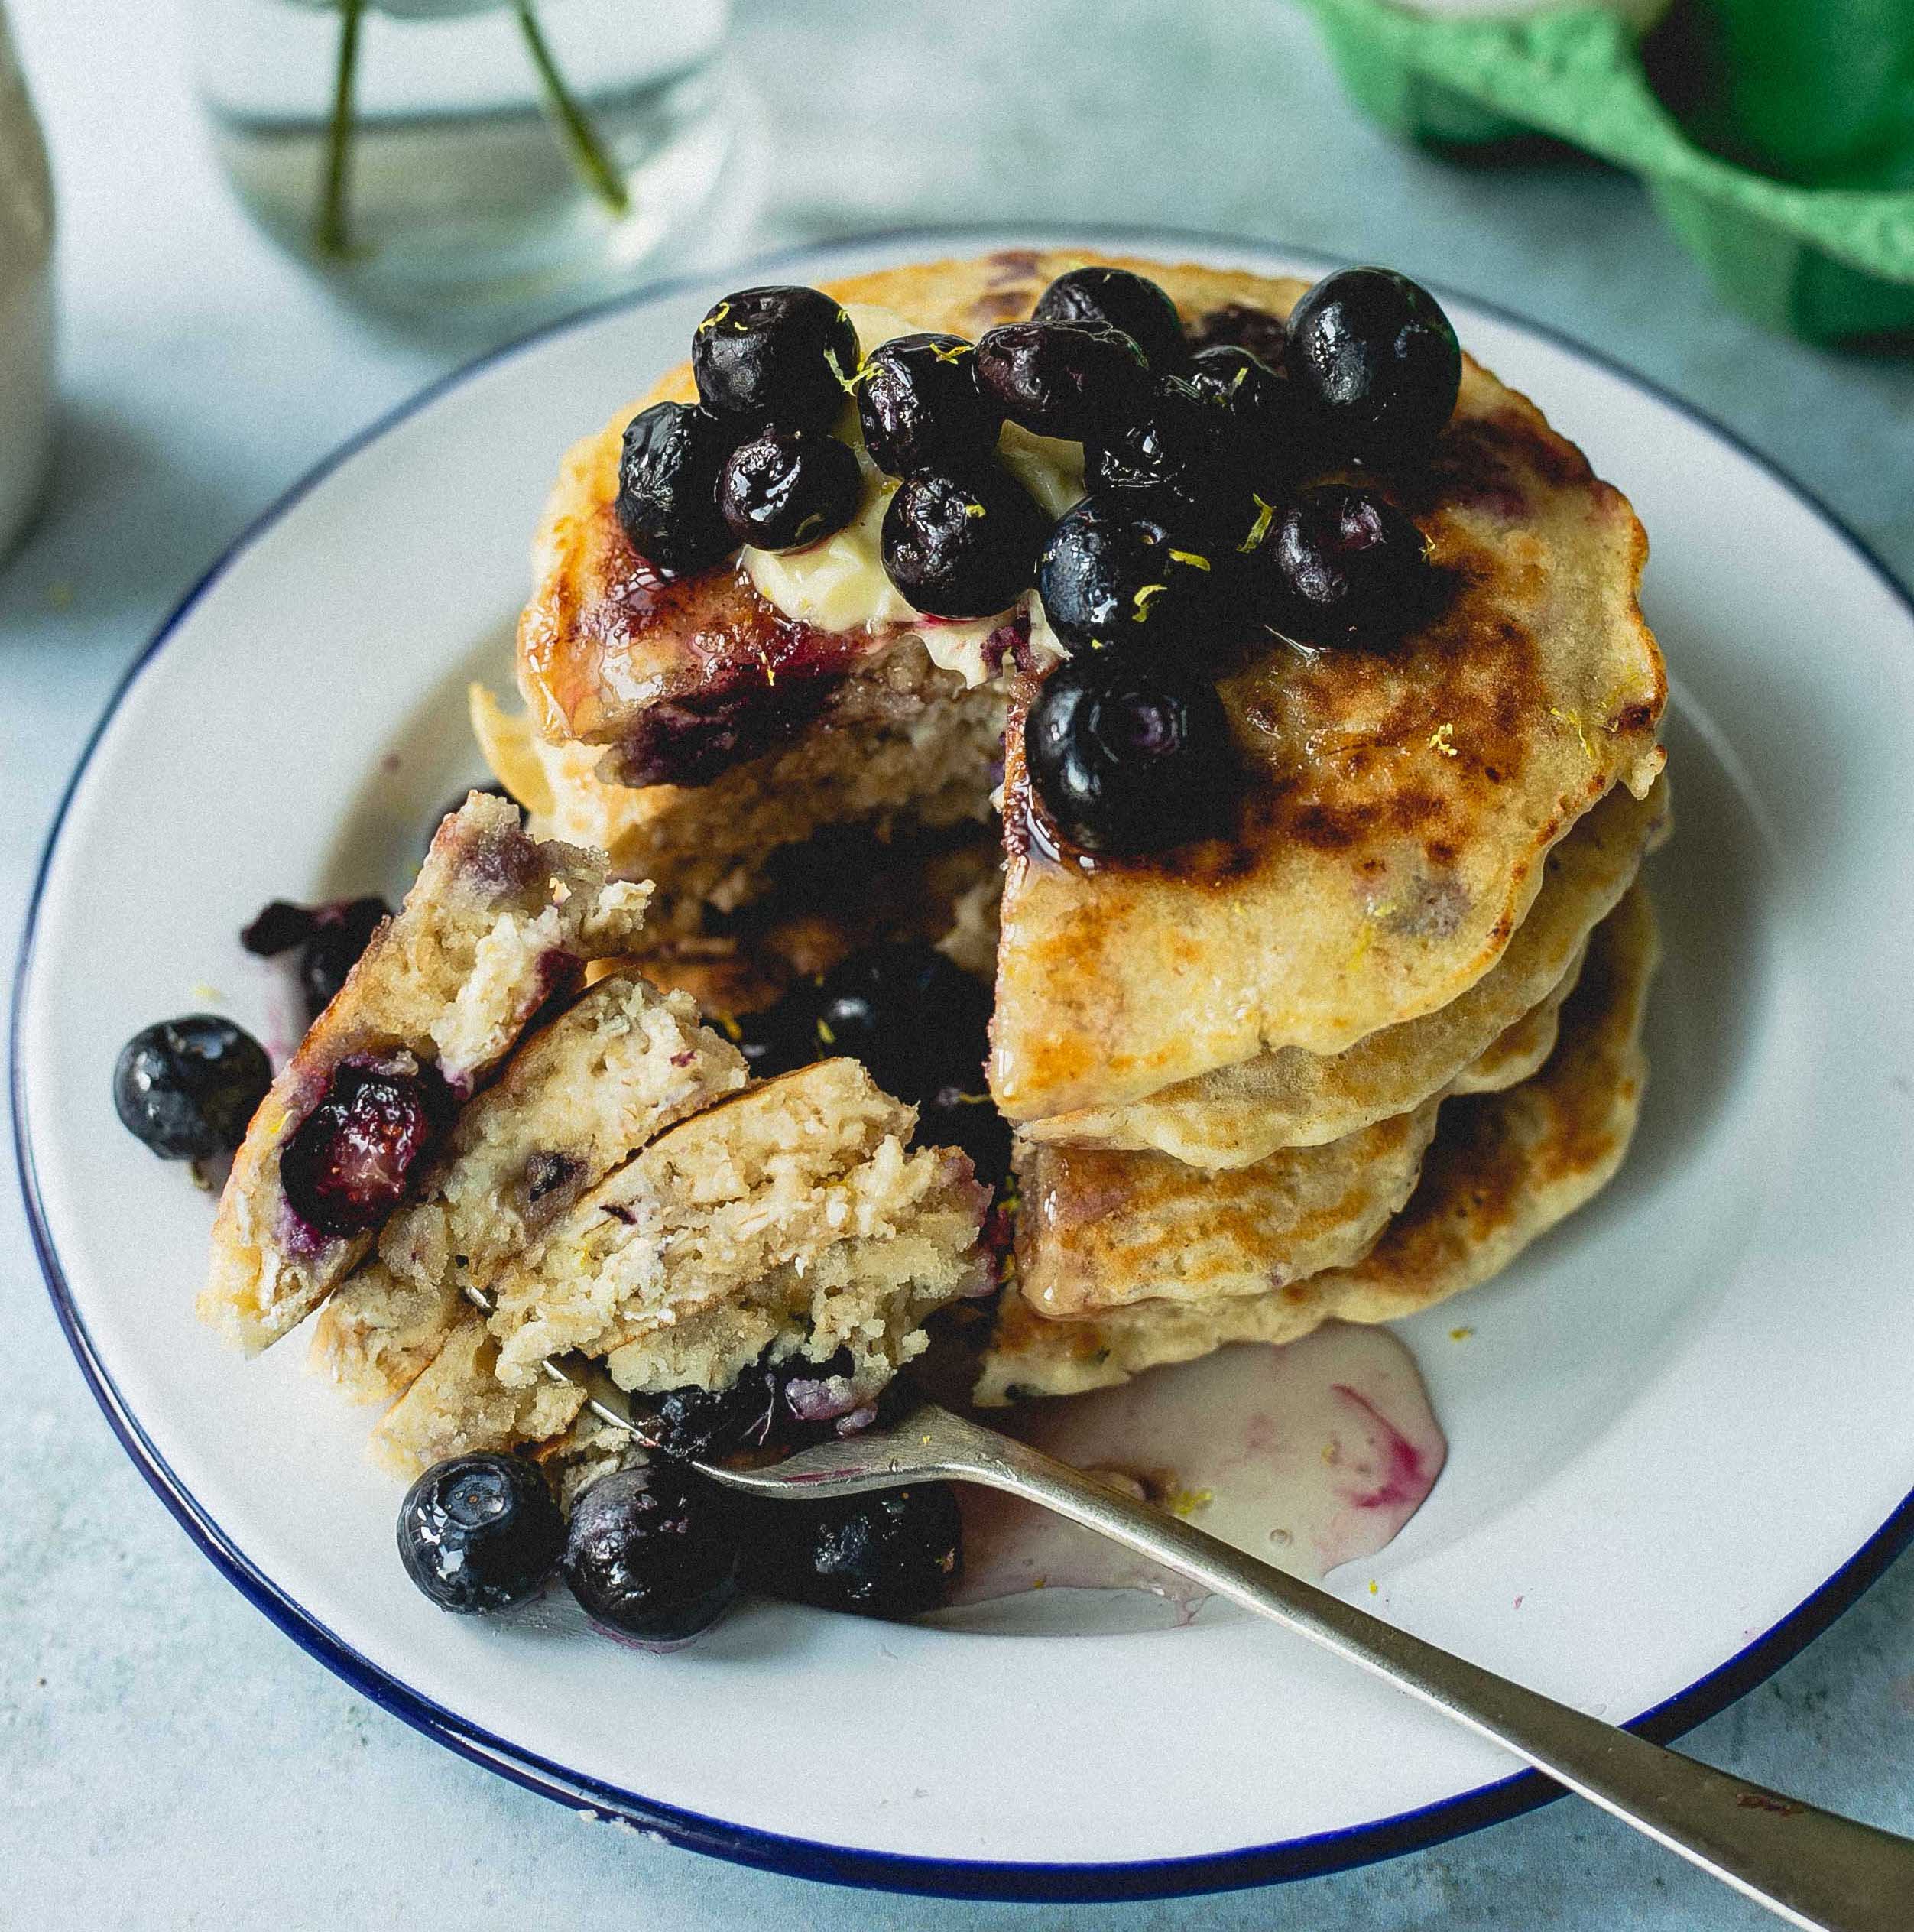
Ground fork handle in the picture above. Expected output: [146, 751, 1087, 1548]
[914, 1406, 1914, 1932]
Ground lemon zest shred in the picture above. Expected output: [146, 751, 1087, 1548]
[1237, 494, 1277, 554]
[1167, 548, 1211, 571]
[1550, 706, 1594, 758]
[1427, 722, 1458, 758]
[1132, 583, 1166, 618]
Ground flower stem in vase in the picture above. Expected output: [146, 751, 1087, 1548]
[316, 0, 365, 258]
[514, 2, 631, 216]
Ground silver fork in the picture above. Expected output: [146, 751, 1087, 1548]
[683, 1391, 1912, 1932]
[525, 1344, 1912, 1929]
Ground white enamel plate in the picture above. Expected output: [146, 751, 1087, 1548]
[16, 229, 1914, 1898]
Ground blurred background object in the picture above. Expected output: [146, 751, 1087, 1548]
[1643, 0, 1914, 187]
[1306, 0, 1914, 341]
[0, 0, 53, 559]
[188, 0, 741, 323]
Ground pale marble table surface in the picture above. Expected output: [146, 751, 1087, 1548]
[5, 2, 1912, 1926]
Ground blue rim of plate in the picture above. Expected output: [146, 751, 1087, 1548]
[15, 223, 1914, 1903]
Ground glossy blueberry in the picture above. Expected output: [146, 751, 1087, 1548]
[1025, 648, 1235, 857]
[916, 1081, 1013, 1192]
[717, 426, 861, 552]
[1036, 495, 1222, 654]
[691, 284, 859, 430]
[1283, 268, 1461, 466]
[1187, 300, 1288, 368]
[1264, 483, 1432, 642]
[397, 1453, 564, 1615]
[855, 333, 1002, 479]
[614, 400, 737, 576]
[1088, 376, 1231, 498]
[1184, 346, 1300, 469]
[242, 895, 392, 1025]
[744, 1482, 962, 1619]
[975, 320, 1152, 445]
[113, 1015, 272, 1161]
[278, 1059, 451, 1239]
[1033, 265, 1188, 374]
[725, 997, 819, 1080]
[880, 465, 1046, 619]
[812, 940, 993, 1105]
[563, 1463, 741, 1641]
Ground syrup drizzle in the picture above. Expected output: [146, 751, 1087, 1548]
[939, 1323, 1445, 1635]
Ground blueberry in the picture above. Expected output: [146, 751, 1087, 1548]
[1261, 483, 1432, 643]
[744, 1483, 962, 1619]
[303, 898, 390, 1021]
[614, 400, 738, 576]
[880, 466, 1046, 619]
[975, 320, 1152, 445]
[855, 333, 1002, 480]
[691, 285, 859, 430]
[1187, 300, 1288, 368]
[278, 1060, 451, 1239]
[812, 940, 993, 1105]
[635, 1362, 792, 1465]
[241, 894, 391, 1026]
[1283, 268, 1460, 466]
[1088, 377, 1231, 498]
[1184, 346, 1301, 473]
[563, 1463, 741, 1641]
[113, 1015, 272, 1161]
[723, 997, 819, 1080]
[718, 427, 862, 553]
[397, 1453, 564, 1615]
[1036, 496, 1223, 654]
[1033, 266, 1188, 374]
[916, 1082, 1013, 1192]
[1025, 648, 1235, 857]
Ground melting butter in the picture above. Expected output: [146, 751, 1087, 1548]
[740, 303, 1084, 687]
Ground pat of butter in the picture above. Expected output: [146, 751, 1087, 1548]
[741, 303, 1085, 688]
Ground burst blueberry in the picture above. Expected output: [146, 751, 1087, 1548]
[278, 1058, 451, 1239]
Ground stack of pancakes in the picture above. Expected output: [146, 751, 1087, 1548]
[489, 252, 1670, 1402]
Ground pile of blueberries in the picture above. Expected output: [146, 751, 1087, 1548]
[723, 935, 1009, 1190]
[617, 261, 1464, 857]
[401, 1427, 962, 1640]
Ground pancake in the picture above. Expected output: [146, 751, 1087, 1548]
[500, 253, 1664, 1047]
[1012, 1096, 1441, 1320]
[976, 883, 1658, 1403]
[1020, 771, 1666, 1166]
